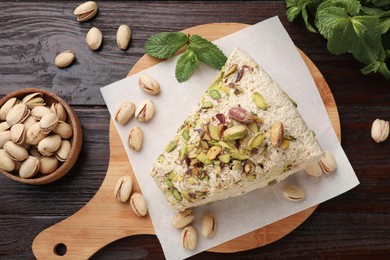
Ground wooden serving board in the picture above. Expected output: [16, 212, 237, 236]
[32, 23, 340, 259]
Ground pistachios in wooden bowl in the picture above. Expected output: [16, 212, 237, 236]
[0, 88, 82, 185]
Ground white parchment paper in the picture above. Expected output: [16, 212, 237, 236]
[100, 17, 359, 259]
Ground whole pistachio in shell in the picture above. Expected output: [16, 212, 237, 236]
[26, 122, 47, 145]
[6, 103, 30, 126]
[0, 149, 15, 172]
[39, 113, 59, 134]
[39, 156, 58, 174]
[371, 118, 389, 143]
[114, 175, 133, 202]
[52, 121, 73, 139]
[29, 146, 42, 159]
[31, 106, 53, 121]
[3, 141, 29, 161]
[135, 100, 155, 123]
[0, 97, 20, 120]
[0, 121, 11, 132]
[128, 127, 143, 151]
[319, 151, 337, 174]
[181, 225, 198, 250]
[55, 140, 71, 162]
[22, 93, 46, 109]
[19, 156, 40, 179]
[0, 131, 11, 149]
[86, 27, 103, 51]
[55, 50, 75, 69]
[10, 123, 26, 145]
[74, 1, 98, 22]
[283, 184, 306, 201]
[23, 116, 38, 131]
[138, 74, 161, 95]
[116, 24, 131, 50]
[171, 209, 195, 229]
[130, 192, 148, 217]
[305, 160, 323, 178]
[51, 102, 67, 122]
[201, 213, 216, 238]
[115, 101, 136, 125]
[37, 134, 62, 157]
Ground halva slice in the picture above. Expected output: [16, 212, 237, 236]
[151, 48, 323, 211]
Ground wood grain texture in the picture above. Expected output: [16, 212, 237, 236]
[31, 23, 339, 259]
[0, 1, 389, 259]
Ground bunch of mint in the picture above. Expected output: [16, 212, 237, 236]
[144, 32, 227, 82]
[286, 0, 390, 79]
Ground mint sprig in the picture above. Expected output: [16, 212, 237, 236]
[285, 0, 390, 79]
[144, 32, 227, 82]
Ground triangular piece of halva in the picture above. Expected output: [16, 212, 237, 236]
[151, 48, 323, 211]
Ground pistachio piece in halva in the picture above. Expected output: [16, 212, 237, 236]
[135, 99, 155, 122]
[253, 92, 268, 110]
[128, 127, 143, 151]
[55, 140, 71, 162]
[201, 213, 216, 238]
[228, 106, 254, 124]
[319, 151, 337, 174]
[19, 156, 40, 179]
[0, 97, 19, 120]
[6, 103, 30, 126]
[116, 24, 131, 50]
[0, 149, 15, 172]
[26, 122, 47, 145]
[171, 209, 195, 229]
[51, 102, 67, 122]
[305, 160, 323, 178]
[74, 1, 98, 22]
[138, 74, 160, 95]
[37, 134, 62, 157]
[371, 118, 389, 143]
[10, 124, 26, 145]
[181, 225, 197, 250]
[0, 121, 11, 132]
[283, 184, 306, 201]
[55, 50, 75, 69]
[3, 141, 29, 161]
[31, 106, 53, 121]
[247, 132, 265, 150]
[222, 125, 247, 141]
[115, 101, 136, 125]
[39, 156, 58, 174]
[130, 192, 148, 217]
[0, 131, 11, 149]
[52, 121, 73, 139]
[270, 122, 284, 147]
[39, 112, 59, 134]
[86, 27, 103, 51]
[114, 175, 133, 202]
[22, 92, 45, 109]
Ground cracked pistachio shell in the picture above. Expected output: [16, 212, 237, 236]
[19, 156, 40, 179]
[115, 101, 135, 125]
[55, 140, 71, 162]
[37, 134, 62, 157]
[171, 209, 195, 229]
[114, 175, 133, 202]
[128, 127, 143, 151]
[305, 160, 323, 178]
[74, 1, 98, 22]
[0, 97, 20, 120]
[135, 100, 155, 122]
[10, 123, 26, 145]
[201, 213, 216, 238]
[0, 131, 11, 149]
[319, 151, 337, 174]
[283, 185, 306, 201]
[39, 113, 59, 134]
[6, 103, 30, 126]
[22, 93, 46, 109]
[51, 102, 67, 122]
[31, 106, 53, 121]
[181, 225, 197, 251]
[0, 149, 15, 172]
[26, 122, 47, 145]
[130, 192, 148, 217]
[86, 27, 103, 51]
[116, 24, 131, 50]
[52, 121, 73, 139]
[371, 118, 389, 143]
[3, 141, 28, 161]
[0, 121, 11, 132]
[138, 74, 160, 95]
[23, 116, 38, 131]
[270, 122, 284, 147]
[39, 156, 58, 174]
[55, 50, 75, 69]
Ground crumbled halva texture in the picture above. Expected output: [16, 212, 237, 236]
[151, 48, 323, 211]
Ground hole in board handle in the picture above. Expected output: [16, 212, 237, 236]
[54, 243, 67, 256]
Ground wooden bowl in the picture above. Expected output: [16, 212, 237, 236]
[0, 88, 82, 185]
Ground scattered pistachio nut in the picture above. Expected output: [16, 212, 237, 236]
[6, 103, 30, 127]
[319, 151, 337, 174]
[115, 101, 136, 125]
[138, 74, 161, 95]
[270, 122, 284, 147]
[0, 97, 19, 120]
[39, 156, 59, 174]
[305, 160, 323, 178]
[135, 99, 155, 122]
[0, 149, 15, 172]
[19, 156, 40, 179]
[201, 213, 216, 238]
[371, 118, 389, 143]
[283, 184, 306, 201]
[116, 24, 132, 50]
[130, 192, 148, 217]
[86, 27, 103, 51]
[74, 1, 98, 22]
[114, 175, 133, 202]
[55, 50, 75, 69]
[181, 225, 197, 250]
[128, 127, 143, 151]
[171, 209, 195, 229]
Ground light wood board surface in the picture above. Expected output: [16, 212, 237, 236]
[32, 23, 340, 259]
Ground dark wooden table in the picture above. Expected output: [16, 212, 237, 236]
[1, 1, 389, 259]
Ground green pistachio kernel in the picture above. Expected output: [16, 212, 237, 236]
[165, 139, 178, 152]
[281, 139, 290, 150]
[232, 160, 242, 171]
[231, 150, 249, 160]
[247, 122, 258, 133]
[218, 153, 231, 163]
[209, 124, 220, 140]
[182, 128, 190, 141]
[246, 174, 256, 181]
[207, 146, 222, 160]
[209, 89, 221, 100]
[253, 92, 268, 110]
[197, 152, 212, 165]
[179, 143, 188, 160]
[222, 125, 248, 141]
[247, 132, 265, 150]
[157, 154, 165, 163]
[201, 101, 213, 109]
[167, 170, 176, 180]
[173, 189, 183, 201]
[165, 179, 173, 188]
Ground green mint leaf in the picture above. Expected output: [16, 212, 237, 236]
[372, 0, 390, 9]
[286, 0, 301, 22]
[380, 17, 390, 34]
[175, 49, 199, 83]
[145, 32, 188, 59]
[301, 3, 317, 33]
[286, 0, 316, 31]
[361, 6, 390, 17]
[317, 0, 361, 17]
[188, 35, 227, 69]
